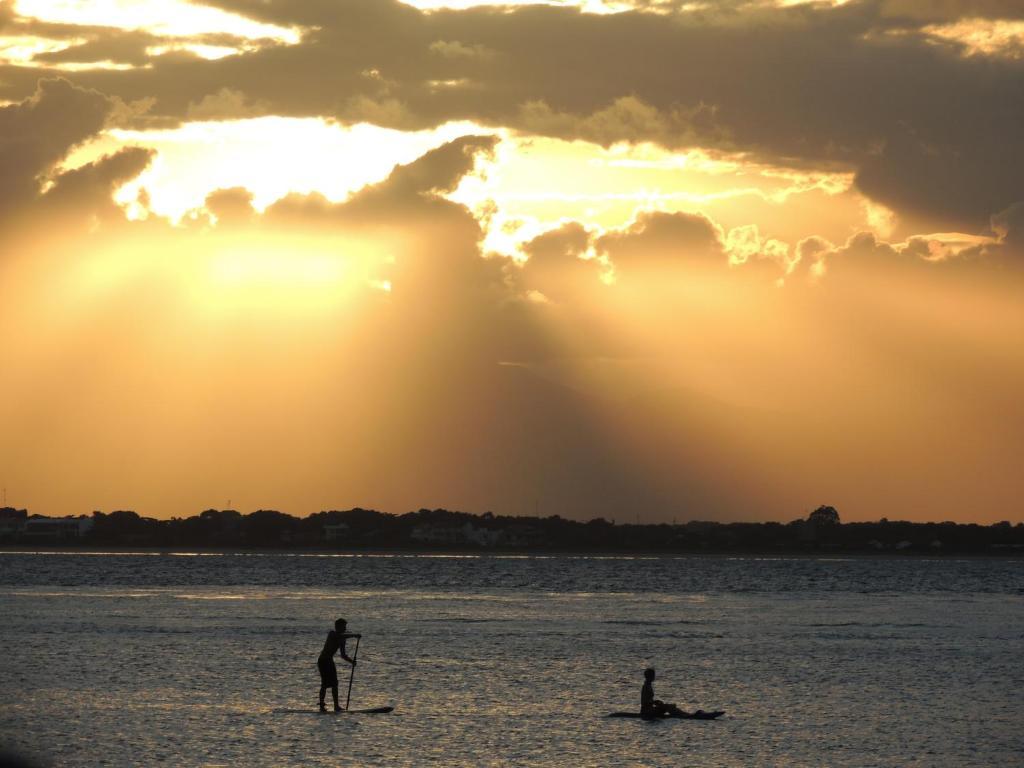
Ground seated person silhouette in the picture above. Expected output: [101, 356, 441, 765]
[640, 667, 684, 718]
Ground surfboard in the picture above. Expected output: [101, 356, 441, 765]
[273, 706, 395, 715]
[344, 706, 394, 714]
[607, 710, 724, 720]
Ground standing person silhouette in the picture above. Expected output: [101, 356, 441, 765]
[318, 617, 360, 712]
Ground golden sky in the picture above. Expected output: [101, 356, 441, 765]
[1, 0, 1022, 522]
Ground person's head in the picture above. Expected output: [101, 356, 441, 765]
[644, 667, 656, 681]
[335, 617, 347, 632]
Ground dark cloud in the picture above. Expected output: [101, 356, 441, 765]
[40, 146, 154, 220]
[261, 134, 513, 321]
[522, 222, 592, 265]
[265, 134, 497, 231]
[362, 133, 498, 199]
[990, 201, 1024, 253]
[2, 0, 1015, 229]
[203, 186, 257, 226]
[853, 122, 1023, 232]
[876, 0, 1024, 22]
[597, 211, 724, 273]
[519, 221, 603, 302]
[952, 200, 1024, 263]
[0, 78, 114, 216]
[793, 235, 832, 280]
[186, 87, 268, 119]
[795, 218, 1024, 285]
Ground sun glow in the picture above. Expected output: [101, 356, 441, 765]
[60, 118, 496, 221]
[451, 135, 861, 258]
[60, 225, 390, 319]
[401, 0, 851, 10]
[399, 0, 637, 13]
[65, 116, 872, 265]
[200, 232, 396, 314]
[0, 34, 83, 66]
[201, 243, 353, 313]
[922, 19, 1024, 59]
[14, 0, 302, 42]
[146, 43, 246, 60]
[208, 245, 346, 289]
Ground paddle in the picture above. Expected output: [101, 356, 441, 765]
[344, 635, 361, 711]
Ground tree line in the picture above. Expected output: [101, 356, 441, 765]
[2, 505, 1022, 554]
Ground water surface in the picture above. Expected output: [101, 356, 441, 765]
[1, 553, 1021, 766]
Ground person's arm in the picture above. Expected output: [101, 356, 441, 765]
[340, 634, 360, 664]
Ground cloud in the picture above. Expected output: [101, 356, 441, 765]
[794, 235, 832, 280]
[336, 94, 415, 128]
[723, 224, 793, 277]
[853, 122, 1023, 233]
[40, 146, 154, 221]
[878, 0, 1024, 23]
[366, 132, 498, 198]
[519, 221, 604, 302]
[990, 201, 1024, 252]
[203, 186, 257, 226]
[265, 133, 498, 228]
[31, 29, 155, 67]
[515, 96, 725, 149]
[0, 78, 114, 216]
[429, 39, 494, 60]
[786, 221, 1021, 284]
[1, 0, 1010, 231]
[597, 210, 724, 274]
[255, 134, 514, 318]
[186, 87, 269, 119]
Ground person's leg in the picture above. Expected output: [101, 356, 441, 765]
[331, 684, 340, 711]
[318, 657, 329, 710]
[652, 701, 685, 717]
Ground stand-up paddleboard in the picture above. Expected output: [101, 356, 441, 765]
[608, 710, 724, 720]
[340, 706, 394, 715]
[273, 706, 395, 715]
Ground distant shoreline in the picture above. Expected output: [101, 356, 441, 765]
[3, 506, 1021, 555]
[1, 545, 1020, 559]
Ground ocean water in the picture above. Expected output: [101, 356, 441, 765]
[0, 553, 1021, 767]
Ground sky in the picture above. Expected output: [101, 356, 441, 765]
[0, 0, 1022, 523]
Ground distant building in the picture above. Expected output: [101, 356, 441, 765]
[23, 515, 94, 540]
[410, 522, 502, 547]
[463, 523, 501, 547]
[0, 507, 28, 539]
[496, 525, 546, 548]
[323, 522, 349, 541]
[410, 524, 461, 545]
